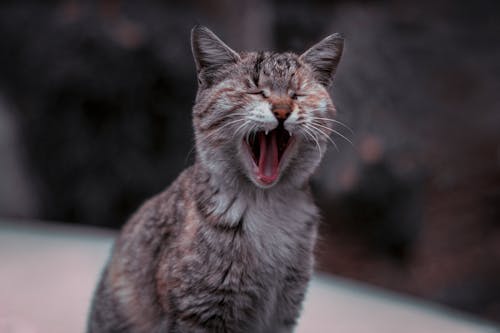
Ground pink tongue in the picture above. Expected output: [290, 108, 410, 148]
[258, 131, 279, 184]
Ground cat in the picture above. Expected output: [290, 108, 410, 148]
[87, 25, 343, 333]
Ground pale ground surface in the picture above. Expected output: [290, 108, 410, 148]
[0, 220, 498, 333]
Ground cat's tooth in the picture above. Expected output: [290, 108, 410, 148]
[288, 130, 293, 137]
[265, 130, 269, 136]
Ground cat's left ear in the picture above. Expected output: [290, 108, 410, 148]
[300, 33, 344, 87]
[191, 25, 240, 86]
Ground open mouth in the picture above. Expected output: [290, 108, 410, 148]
[243, 124, 293, 185]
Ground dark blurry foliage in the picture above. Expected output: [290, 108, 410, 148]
[0, 0, 499, 324]
[0, 1, 196, 226]
[323, 159, 423, 261]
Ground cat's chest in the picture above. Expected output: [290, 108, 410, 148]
[206, 188, 318, 261]
[192, 191, 317, 275]
[215, 194, 319, 287]
[166, 191, 318, 331]
[244, 204, 313, 262]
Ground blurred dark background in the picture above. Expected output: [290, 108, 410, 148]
[0, 0, 499, 323]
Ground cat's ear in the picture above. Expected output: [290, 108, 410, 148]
[191, 25, 240, 86]
[299, 33, 344, 87]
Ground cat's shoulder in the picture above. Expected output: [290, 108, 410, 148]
[117, 166, 196, 245]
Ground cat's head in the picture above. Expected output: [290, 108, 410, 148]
[191, 26, 343, 189]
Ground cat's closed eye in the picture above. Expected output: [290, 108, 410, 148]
[289, 91, 306, 100]
[247, 89, 269, 98]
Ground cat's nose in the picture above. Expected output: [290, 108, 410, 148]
[272, 104, 291, 121]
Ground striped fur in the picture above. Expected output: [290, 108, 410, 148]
[88, 26, 343, 333]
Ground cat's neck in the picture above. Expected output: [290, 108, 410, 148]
[192, 161, 314, 228]
[193, 160, 308, 199]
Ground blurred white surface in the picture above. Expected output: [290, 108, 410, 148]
[0, 220, 498, 333]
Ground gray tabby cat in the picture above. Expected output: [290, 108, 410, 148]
[87, 25, 343, 333]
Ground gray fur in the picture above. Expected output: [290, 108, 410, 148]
[191, 25, 241, 87]
[88, 26, 343, 333]
[300, 33, 344, 87]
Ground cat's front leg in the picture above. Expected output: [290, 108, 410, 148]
[265, 320, 296, 333]
[271, 266, 312, 333]
[168, 321, 208, 333]
[265, 323, 295, 333]
[168, 318, 228, 333]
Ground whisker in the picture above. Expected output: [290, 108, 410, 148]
[250, 130, 257, 143]
[207, 112, 249, 131]
[238, 121, 278, 144]
[204, 118, 247, 142]
[310, 121, 354, 147]
[310, 116, 354, 134]
[245, 130, 251, 144]
[301, 125, 323, 156]
[330, 128, 354, 147]
[304, 123, 339, 152]
[234, 120, 251, 139]
[247, 123, 261, 142]
[219, 112, 249, 121]
[184, 144, 196, 165]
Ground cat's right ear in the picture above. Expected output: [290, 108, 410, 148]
[191, 25, 240, 87]
[300, 33, 344, 87]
